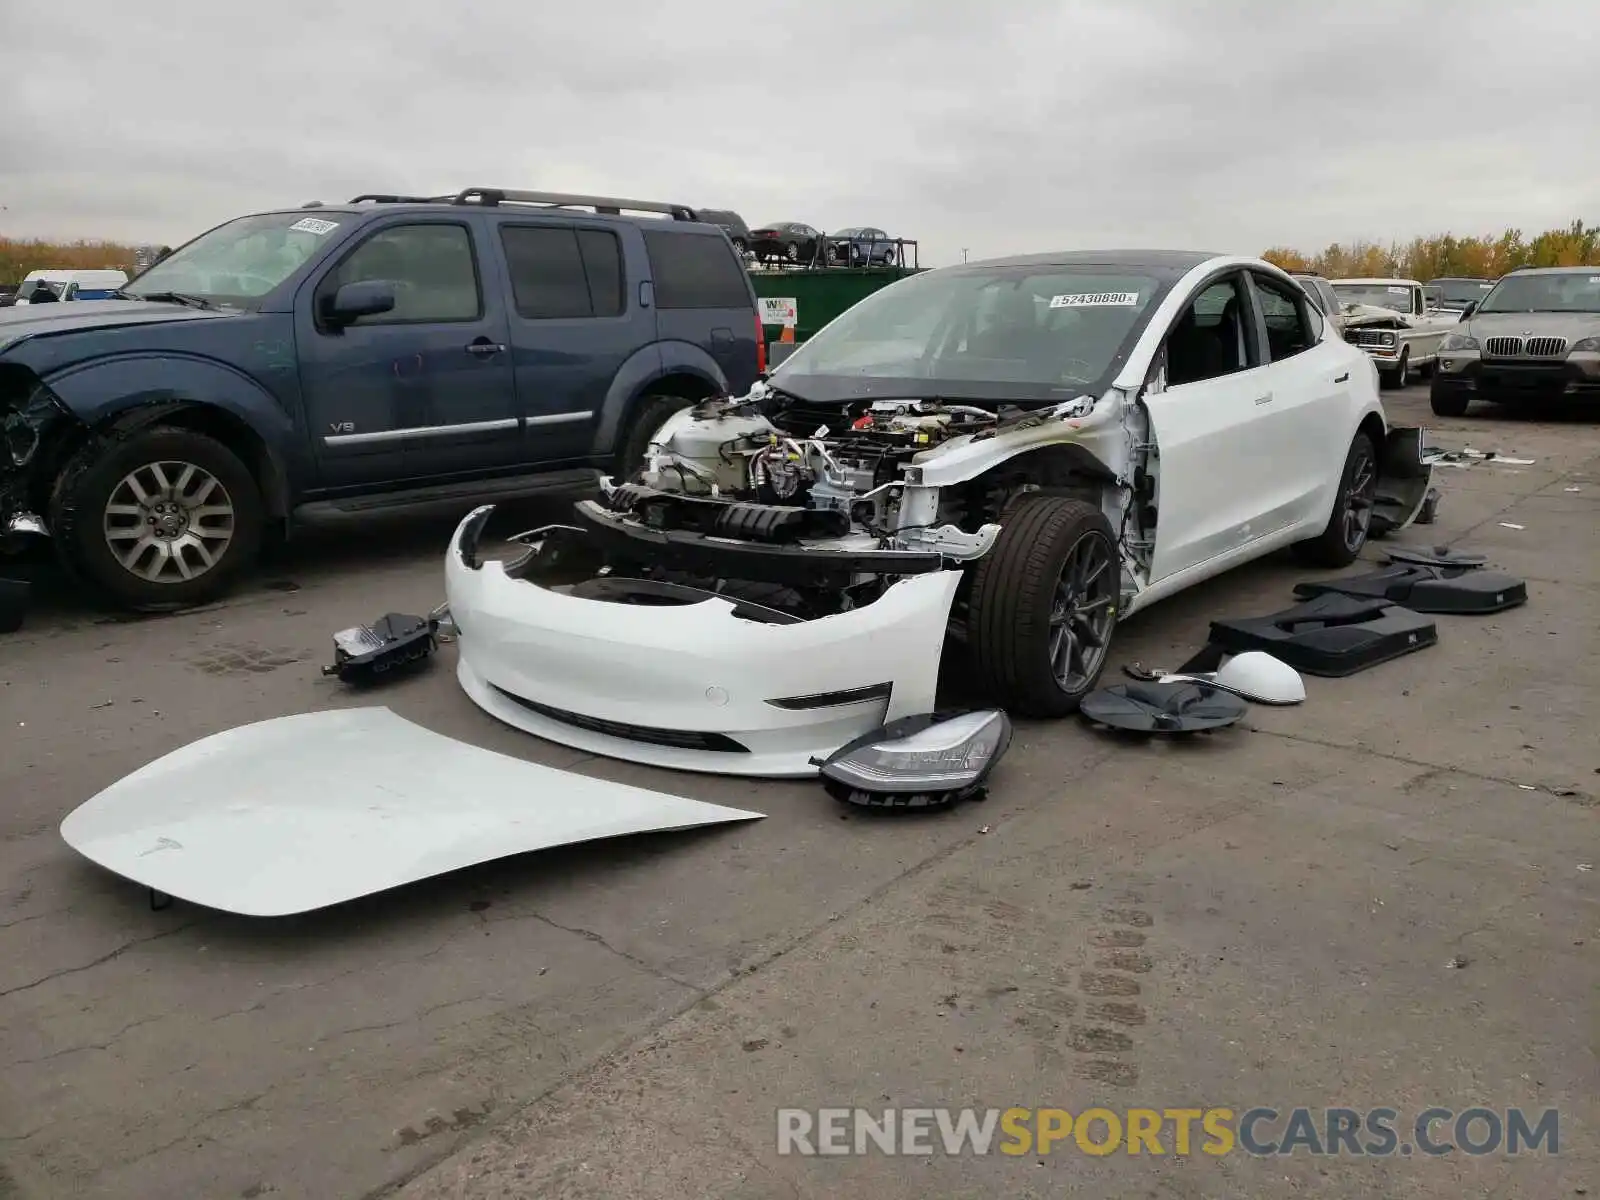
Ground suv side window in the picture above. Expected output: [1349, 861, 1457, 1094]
[1163, 275, 1257, 387]
[1250, 272, 1317, 361]
[499, 225, 624, 319]
[323, 223, 480, 325]
[643, 230, 751, 309]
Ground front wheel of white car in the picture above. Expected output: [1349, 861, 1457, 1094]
[1292, 431, 1378, 568]
[966, 495, 1120, 718]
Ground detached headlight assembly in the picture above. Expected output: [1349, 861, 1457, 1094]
[1440, 332, 1480, 351]
[1570, 336, 1600, 352]
[814, 709, 1013, 810]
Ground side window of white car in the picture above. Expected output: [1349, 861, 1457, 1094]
[1250, 273, 1317, 362]
[1162, 276, 1257, 388]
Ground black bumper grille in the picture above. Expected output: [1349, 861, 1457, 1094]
[489, 684, 749, 753]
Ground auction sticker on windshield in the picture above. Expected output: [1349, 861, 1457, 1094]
[289, 217, 340, 235]
[1050, 292, 1140, 308]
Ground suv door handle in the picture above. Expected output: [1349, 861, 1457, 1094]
[1334, 372, 1349, 383]
[465, 338, 505, 357]
[1254, 392, 1274, 406]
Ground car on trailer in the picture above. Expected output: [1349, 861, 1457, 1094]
[825, 227, 901, 267]
[748, 222, 825, 265]
[0, 187, 762, 611]
[444, 250, 1434, 777]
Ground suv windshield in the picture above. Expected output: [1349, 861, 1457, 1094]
[771, 266, 1166, 403]
[1477, 273, 1600, 314]
[123, 212, 347, 306]
[1433, 278, 1494, 306]
[1331, 283, 1415, 313]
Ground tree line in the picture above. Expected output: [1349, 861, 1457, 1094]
[1262, 219, 1600, 279]
[7, 218, 1600, 286]
[1, 237, 146, 285]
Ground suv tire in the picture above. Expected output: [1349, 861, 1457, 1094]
[50, 425, 263, 612]
[1381, 348, 1409, 389]
[966, 495, 1119, 718]
[1292, 431, 1377, 568]
[1429, 381, 1471, 417]
[615, 394, 700, 481]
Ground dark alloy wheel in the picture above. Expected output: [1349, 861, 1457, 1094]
[1046, 529, 1119, 694]
[967, 495, 1120, 717]
[1293, 431, 1378, 568]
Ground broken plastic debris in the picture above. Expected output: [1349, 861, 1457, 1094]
[1578, 864, 1593, 873]
[1498, 523, 1525, 531]
[1445, 955, 1470, 970]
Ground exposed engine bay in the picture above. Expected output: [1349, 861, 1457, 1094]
[552, 387, 1117, 620]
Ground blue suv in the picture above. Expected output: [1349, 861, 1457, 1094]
[0, 188, 765, 610]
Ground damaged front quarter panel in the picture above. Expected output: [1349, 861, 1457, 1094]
[1, 365, 86, 542]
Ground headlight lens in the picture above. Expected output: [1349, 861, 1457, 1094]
[1570, 336, 1600, 353]
[1380, 332, 1397, 346]
[817, 709, 1013, 807]
[1440, 332, 1480, 351]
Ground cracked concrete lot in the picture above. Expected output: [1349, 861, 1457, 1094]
[0, 389, 1595, 1199]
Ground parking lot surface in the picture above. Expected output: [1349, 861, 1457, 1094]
[1, 388, 1595, 1199]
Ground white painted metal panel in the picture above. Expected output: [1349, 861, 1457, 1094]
[59, 707, 763, 916]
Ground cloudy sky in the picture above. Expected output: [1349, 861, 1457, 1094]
[2, 0, 1595, 265]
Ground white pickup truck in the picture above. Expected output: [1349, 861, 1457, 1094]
[1330, 277, 1460, 389]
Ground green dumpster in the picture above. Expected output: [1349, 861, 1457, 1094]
[748, 266, 923, 344]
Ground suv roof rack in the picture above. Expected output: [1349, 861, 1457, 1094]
[340, 189, 701, 220]
[348, 193, 440, 205]
[446, 188, 698, 220]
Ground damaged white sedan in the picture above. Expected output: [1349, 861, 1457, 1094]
[446, 251, 1433, 777]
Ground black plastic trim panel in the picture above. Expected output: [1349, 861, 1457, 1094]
[488, 683, 750, 753]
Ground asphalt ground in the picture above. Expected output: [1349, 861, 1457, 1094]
[0, 385, 1594, 1199]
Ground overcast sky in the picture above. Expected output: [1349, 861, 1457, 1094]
[2, 0, 1595, 265]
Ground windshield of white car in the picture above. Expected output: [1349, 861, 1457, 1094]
[1434, 278, 1494, 305]
[1331, 284, 1414, 312]
[769, 266, 1167, 404]
[122, 212, 345, 307]
[1476, 273, 1600, 314]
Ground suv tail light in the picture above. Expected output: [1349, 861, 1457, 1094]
[755, 312, 767, 375]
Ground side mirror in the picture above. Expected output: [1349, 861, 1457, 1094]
[323, 280, 395, 326]
[1459, 302, 1477, 320]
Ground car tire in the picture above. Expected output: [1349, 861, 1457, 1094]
[966, 495, 1120, 718]
[1429, 383, 1471, 418]
[731, 237, 747, 254]
[784, 242, 800, 262]
[1291, 431, 1378, 569]
[614, 394, 700, 481]
[1381, 349, 1409, 389]
[49, 425, 263, 612]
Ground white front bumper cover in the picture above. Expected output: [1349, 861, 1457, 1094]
[444, 507, 962, 778]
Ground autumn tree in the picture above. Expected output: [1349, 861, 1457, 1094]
[1263, 219, 1599, 279]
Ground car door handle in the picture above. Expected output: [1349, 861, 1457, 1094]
[1254, 392, 1274, 406]
[465, 339, 505, 357]
[1334, 372, 1349, 383]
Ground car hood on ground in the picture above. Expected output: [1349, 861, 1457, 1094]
[1464, 311, 1600, 342]
[0, 299, 232, 355]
